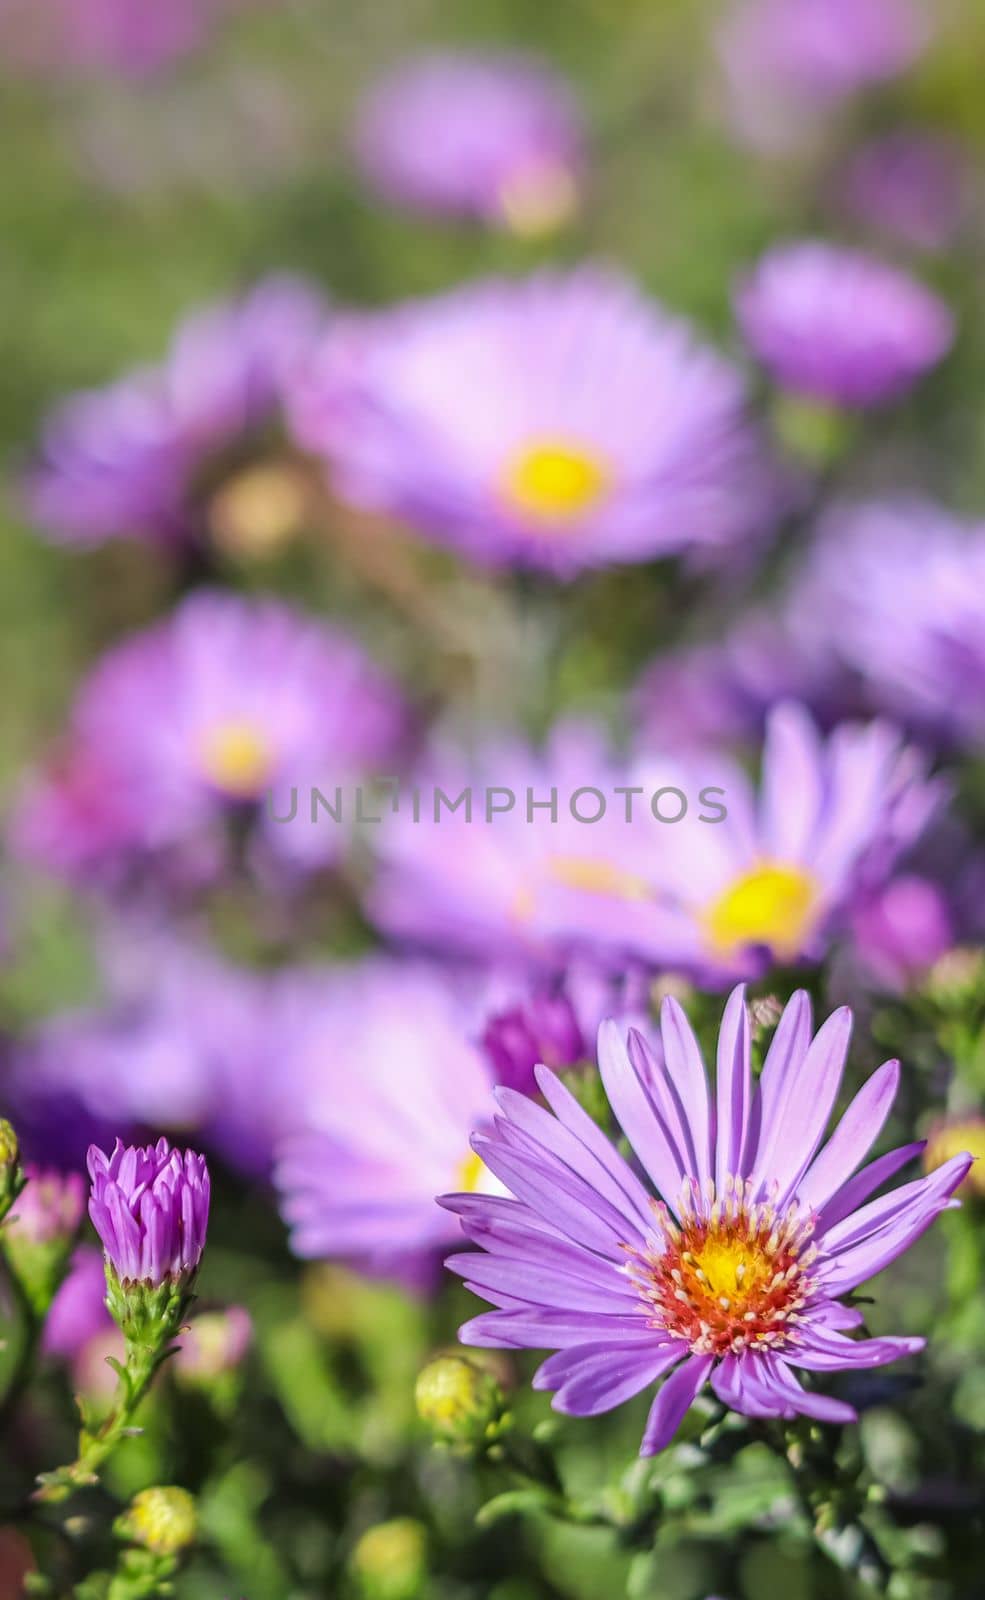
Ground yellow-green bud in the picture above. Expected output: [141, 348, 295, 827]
[415, 1354, 506, 1446]
[0, 1120, 25, 1218]
[351, 1518, 426, 1600]
[116, 1486, 197, 1557]
[0, 1120, 18, 1169]
[925, 947, 985, 1008]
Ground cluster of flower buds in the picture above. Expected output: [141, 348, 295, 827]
[415, 1353, 508, 1449]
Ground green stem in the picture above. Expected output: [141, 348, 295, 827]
[34, 1339, 162, 1504]
[767, 1422, 893, 1594]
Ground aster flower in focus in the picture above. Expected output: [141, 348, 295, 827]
[717, 0, 929, 153]
[88, 1137, 209, 1290]
[10, 590, 409, 890]
[353, 52, 586, 235]
[786, 499, 985, 747]
[444, 986, 971, 1454]
[288, 268, 781, 578]
[836, 133, 967, 254]
[735, 242, 953, 410]
[26, 277, 326, 553]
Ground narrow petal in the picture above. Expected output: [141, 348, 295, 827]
[544, 1341, 687, 1417]
[715, 984, 750, 1188]
[659, 997, 713, 1188]
[712, 1353, 789, 1419]
[816, 1142, 925, 1233]
[639, 1354, 714, 1456]
[534, 1064, 656, 1230]
[796, 1060, 900, 1213]
[743, 989, 812, 1178]
[787, 1328, 924, 1372]
[459, 1308, 657, 1350]
[762, 1358, 858, 1425]
[597, 1020, 688, 1210]
[759, 1006, 853, 1198]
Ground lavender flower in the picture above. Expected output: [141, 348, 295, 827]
[0, 0, 247, 78]
[786, 498, 985, 746]
[445, 987, 970, 1454]
[353, 52, 586, 234]
[43, 1246, 113, 1362]
[718, 0, 929, 153]
[849, 876, 955, 992]
[26, 277, 326, 550]
[11, 590, 409, 890]
[735, 242, 953, 409]
[836, 133, 967, 254]
[87, 1137, 209, 1288]
[288, 268, 781, 577]
[5, 1166, 85, 1246]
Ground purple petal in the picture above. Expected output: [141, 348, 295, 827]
[743, 990, 812, 1178]
[639, 1353, 713, 1456]
[545, 1340, 687, 1417]
[816, 1141, 925, 1233]
[786, 1328, 924, 1372]
[796, 1060, 900, 1212]
[659, 998, 713, 1189]
[459, 1308, 658, 1349]
[760, 1006, 853, 1199]
[597, 1020, 687, 1211]
[715, 984, 750, 1188]
[534, 1064, 655, 1231]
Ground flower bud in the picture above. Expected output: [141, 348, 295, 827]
[415, 1354, 506, 1446]
[0, 1119, 25, 1216]
[116, 1486, 197, 1556]
[925, 947, 985, 1009]
[351, 1519, 426, 1600]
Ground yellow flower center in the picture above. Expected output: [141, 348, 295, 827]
[208, 462, 312, 559]
[704, 862, 819, 959]
[199, 721, 274, 798]
[497, 161, 579, 236]
[925, 1120, 985, 1196]
[456, 1150, 491, 1194]
[503, 440, 610, 524]
[629, 1181, 816, 1357]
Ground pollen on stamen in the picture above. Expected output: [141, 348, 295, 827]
[626, 1176, 817, 1358]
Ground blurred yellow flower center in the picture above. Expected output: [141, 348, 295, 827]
[705, 862, 819, 958]
[925, 1120, 985, 1196]
[504, 440, 610, 523]
[200, 721, 273, 798]
[456, 1150, 491, 1194]
[548, 855, 650, 900]
[498, 161, 579, 236]
[208, 462, 311, 559]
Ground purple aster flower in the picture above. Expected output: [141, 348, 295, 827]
[87, 1137, 210, 1288]
[288, 268, 782, 578]
[353, 51, 586, 234]
[26, 277, 326, 550]
[444, 986, 971, 1454]
[736, 240, 953, 408]
[848, 875, 955, 992]
[10, 590, 409, 890]
[717, 0, 929, 153]
[0, 0, 248, 78]
[836, 132, 968, 254]
[42, 1245, 113, 1362]
[787, 498, 985, 747]
[735, 241, 953, 409]
[4, 1166, 85, 1246]
[273, 957, 653, 1290]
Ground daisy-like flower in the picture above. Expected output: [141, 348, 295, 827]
[26, 277, 326, 552]
[787, 499, 985, 747]
[353, 51, 586, 235]
[274, 957, 653, 1289]
[10, 590, 409, 890]
[445, 987, 971, 1454]
[717, 0, 929, 153]
[735, 242, 954, 409]
[616, 702, 943, 983]
[288, 268, 781, 578]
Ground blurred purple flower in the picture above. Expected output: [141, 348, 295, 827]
[273, 957, 655, 1290]
[10, 590, 409, 889]
[174, 1305, 252, 1380]
[353, 51, 586, 234]
[0, 0, 250, 78]
[26, 277, 326, 549]
[786, 498, 985, 746]
[850, 875, 955, 992]
[289, 267, 782, 578]
[5, 1166, 85, 1246]
[836, 133, 968, 253]
[42, 1245, 113, 1361]
[88, 1136, 210, 1287]
[445, 986, 970, 1454]
[718, 0, 929, 152]
[735, 242, 953, 408]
